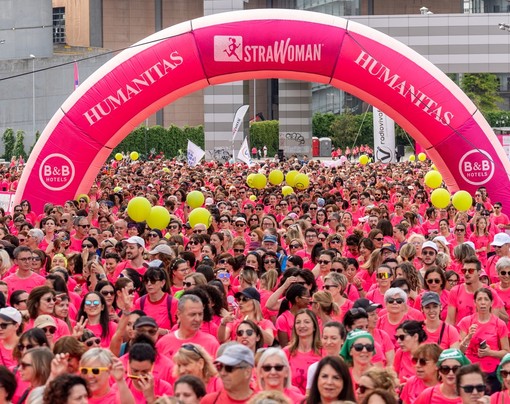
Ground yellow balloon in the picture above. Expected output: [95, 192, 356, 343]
[146, 206, 171, 230]
[282, 186, 294, 196]
[252, 174, 267, 190]
[130, 151, 139, 161]
[294, 173, 310, 190]
[409, 155, 416, 162]
[115, 153, 123, 161]
[452, 190, 473, 212]
[162, 167, 170, 173]
[431, 188, 451, 209]
[424, 171, 443, 189]
[418, 152, 427, 161]
[286, 170, 299, 187]
[431, 164, 437, 170]
[246, 173, 256, 188]
[249, 195, 257, 201]
[113, 186, 122, 193]
[186, 191, 205, 209]
[189, 207, 212, 228]
[359, 155, 369, 165]
[127, 197, 152, 222]
[268, 170, 284, 185]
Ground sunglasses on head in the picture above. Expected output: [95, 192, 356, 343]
[236, 329, 255, 337]
[84, 338, 101, 347]
[182, 343, 203, 358]
[352, 343, 374, 352]
[80, 367, 109, 375]
[261, 364, 285, 372]
[439, 365, 461, 375]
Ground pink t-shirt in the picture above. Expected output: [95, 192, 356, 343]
[88, 385, 120, 404]
[126, 375, 173, 401]
[414, 289, 450, 321]
[275, 311, 295, 342]
[448, 284, 504, 322]
[491, 390, 510, 404]
[156, 330, 219, 359]
[415, 384, 462, 404]
[133, 293, 178, 330]
[458, 314, 508, 373]
[372, 328, 394, 367]
[283, 347, 322, 394]
[0, 344, 15, 369]
[424, 322, 460, 349]
[3, 272, 46, 294]
[85, 321, 117, 348]
[376, 313, 412, 348]
[400, 375, 432, 404]
[393, 348, 415, 383]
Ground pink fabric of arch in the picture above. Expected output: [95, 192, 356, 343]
[15, 9, 510, 213]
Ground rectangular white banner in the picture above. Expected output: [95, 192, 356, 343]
[373, 108, 396, 163]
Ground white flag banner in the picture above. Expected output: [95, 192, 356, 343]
[238, 137, 253, 166]
[187, 140, 205, 167]
[373, 108, 396, 163]
[232, 105, 250, 141]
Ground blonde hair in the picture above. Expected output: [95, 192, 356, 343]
[261, 270, 278, 291]
[248, 390, 291, 404]
[184, 273, 207, 286]
[312, 291, 340, 316]
[361, 248, 383, 275]
[172, 343, 217, 382]
[0, 249, 12, 274]
[436, 252, 451, 271]
[362, 367, 398, 395]
[398, 243, 416, 262]
[80, 348, 113, 367]
[324, 272, 348, 294]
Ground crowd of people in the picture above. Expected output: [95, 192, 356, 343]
[0, 155, 508, 404]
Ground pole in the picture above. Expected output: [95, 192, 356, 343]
[30, 55, 35, 137]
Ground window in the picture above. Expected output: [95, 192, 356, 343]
[53, 7, 65, 44]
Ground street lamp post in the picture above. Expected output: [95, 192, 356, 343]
[30, 54, 35, 137]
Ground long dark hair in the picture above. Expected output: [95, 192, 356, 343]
[76, 292, 110, 340]
[307, 356, 355, 403]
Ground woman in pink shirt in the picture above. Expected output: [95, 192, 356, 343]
[394, 320, 429, 384]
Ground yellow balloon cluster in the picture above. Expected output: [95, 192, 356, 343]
[252, 174, 267, 190]
[246, 174, 256, 188]
[127, 197, 152, 222]
[294, 173, 310, 190]
[186, 191, 205, 209]
[189, 208, 212, 228]
[146, 206, 170, 230]
[286, 171, 299, 187]
[359, 155, 369, 165]
[424, 171, 443, 189]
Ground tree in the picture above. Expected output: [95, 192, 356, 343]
[13, 130, 27, 160]
[312, 112, 335, 138]
[460, 73, 502, 114]
[29, 131, 40, 155]
[2, 128, 15, 161]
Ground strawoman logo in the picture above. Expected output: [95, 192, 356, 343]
[214, 35, 322, 63]
[38, 153, 76, 191]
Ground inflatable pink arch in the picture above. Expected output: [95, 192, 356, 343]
[16, 9, 510, 213]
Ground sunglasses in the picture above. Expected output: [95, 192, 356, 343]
[331, 267, 344, 273]
[215, 363, 246, 373]
[233, 248, 245, 253]
[236, 296, 252, 303]
[80, 367, 109, 375]
[192, 230, 204, 234]
[218, 272, 231, 279]
[412, 357, 430, 366]
[169, 224, 179, 229]
[323, 284, 338, 290]
[17, 343, 34, 351]
[101, 290, 115, 297]
[148, 233, 159, 238]
[183, 282, 195, 288]
[79, 224, 91, 228]
[422, 250, 436, 256]
[84, 338, 101, 347]
[136, 328, 158, 336]
[235, 223, 245, 227]
[330, 239, 341, 244]
[84, 300, 101, 306]
[461, 268, 477, 274]
[236, 329, 255, 337]
[264, 259, 276, 264]
[261, 364, 285, 372]
[387, 298, 404, 305]
[182, 343, 203, 358]
[82, 244, 94, 248]
[459, 384, 486, 394]
[501, 370, 510, 379]
[19, 362, 33, 369]
[377, 272, 391, 279]
[290, 244, 301, 249]
[455, 228, 465, 232]
[439, 365, 461, 375]
[0, 323, 14, 330]
[42, 326, 57, 335]
[352, 343, 375, 352]
[373, 237, 384, 241]
[188, 241, 200, 246]
[43, 297, 57, 303]
[218, 259, 228, 264]
[318, 260, 331, 265]
[448, 278, 459, 285]
[426, 278, 442, 285]
[395, 334, 407, 341]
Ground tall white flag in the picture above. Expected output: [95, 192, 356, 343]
[373, 108, 396, 163]
[187, 140, 205, 167]
[238, 137, 253, 166]
[232, 105, 250, 141]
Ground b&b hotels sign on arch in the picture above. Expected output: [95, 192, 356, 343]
[15, 9, 510, 212]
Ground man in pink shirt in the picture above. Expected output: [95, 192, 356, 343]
[3, 246, 45, 294]
[114, 236, 148, 278]
[156, 294, 219, 359]
[69, 216, 90, 252]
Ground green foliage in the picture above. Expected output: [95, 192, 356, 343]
[113, 125, 204, 158]
[2, 128, 15, 160]
[249, 120, 279, 156]
[30, 131, 40, 154]
[312, 112, 335, 138]
[484, 111, 510, 127]
[13, 130, 27, 160]
[460, 73, 502, 114]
